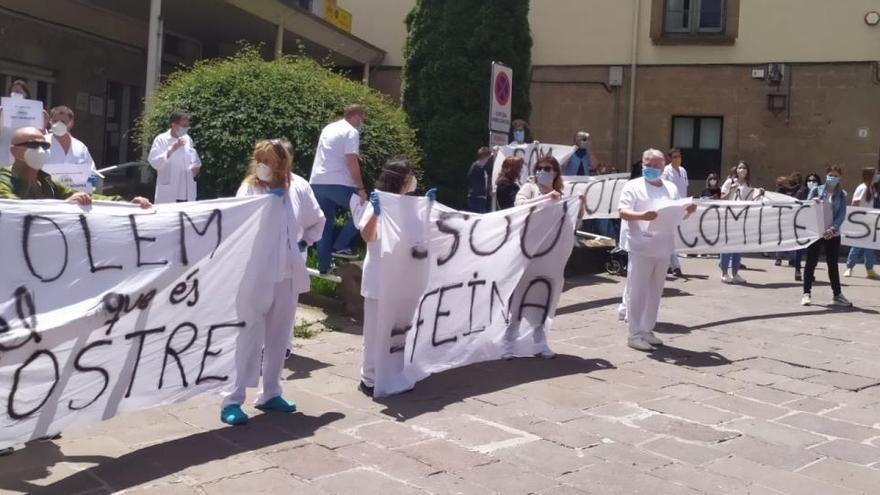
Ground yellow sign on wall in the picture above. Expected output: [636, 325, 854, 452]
[324, 3, 352, 32]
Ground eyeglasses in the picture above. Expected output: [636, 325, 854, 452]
[13, 141, 50, 150]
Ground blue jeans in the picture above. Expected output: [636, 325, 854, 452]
[467, 196, 489, 214]
[720, 253, 741, 274]
[312, 184, 360, 272]
[846, 247, 876, 270]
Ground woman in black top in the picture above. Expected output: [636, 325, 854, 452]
[700, 173, 722, 199]
[495, 156, 524, 209]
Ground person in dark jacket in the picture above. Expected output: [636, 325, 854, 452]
[466, 146, 493, 213]
[495, 156, 524, 210]
[700, 173, 722, 199]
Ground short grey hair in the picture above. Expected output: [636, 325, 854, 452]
[642, 148, 665, 164]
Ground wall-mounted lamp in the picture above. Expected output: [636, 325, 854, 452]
[767, 93, 787, 113]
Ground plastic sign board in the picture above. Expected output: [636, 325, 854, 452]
[489, 62, 513, 133]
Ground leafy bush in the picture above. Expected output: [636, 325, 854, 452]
[402, 0, 532, 207]
[137, 47, 421, 199]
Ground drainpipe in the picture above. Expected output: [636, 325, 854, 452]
[275, 24, 284, 60]
[625, 0, 640, 170]
[144, 0, 162, 112]
[363, 63, 371, 85]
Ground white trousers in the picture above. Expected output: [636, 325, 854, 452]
[223, 278, 297, 407]
[361, 297, 379, 387]
[624, 254, 669, 339]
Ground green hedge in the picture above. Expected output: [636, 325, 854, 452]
[137, 47, 421, 199]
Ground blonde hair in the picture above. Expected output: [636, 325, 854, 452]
[245, 139, 292, 188]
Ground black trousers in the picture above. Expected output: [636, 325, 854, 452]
[803, 236, 842, 296]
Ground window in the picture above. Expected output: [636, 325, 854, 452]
[0, 60, 55, 106]
[671, 116, 723, 180]
[651, 0, 739, 45]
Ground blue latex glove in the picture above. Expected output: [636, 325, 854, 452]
[87, 175, 99, 187]
[268, 187, 285, 197]
[369, 191, 381, 216]
[425, 188, 437, 202]
[297, 240, 308, 252]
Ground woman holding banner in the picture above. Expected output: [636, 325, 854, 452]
[515, 156, 564, 205]
[495, 157, 524, 210]
[719, 161, 764, 284]
[802, 165, 852, 307]
[220, 139, 303, 425]
[843, 167, 878, 279]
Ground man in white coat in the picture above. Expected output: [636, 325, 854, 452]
[148, 110, 201, 203]
[618, 148, 696, 351]
[43, 106, 100, 192]
[661, 147, 689, 277]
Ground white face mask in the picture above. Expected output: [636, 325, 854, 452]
[50, 121, 69, 137]
[536, 169, 555, 188]
[24, 147, 49, 171]
[736, 169, 747, 179]
[10, 92, 24, 99]
[405, 176, 417, 194]
[806, 180, 818, 189]
[256, 162, 273, 182]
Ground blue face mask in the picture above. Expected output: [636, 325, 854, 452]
[513, 130, 525, 143]
[177, 126, 190, 137]
[643, 167, 662, 182]
[825, 175, 839, 188]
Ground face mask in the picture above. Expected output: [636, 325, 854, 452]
[513, 130, 525, 143]
[577, 141, 588, 150]
[10, 92, 24, 99]
[825, 176, 839, 188]
[643, 167, 662, 182]
[737, 169, 747, 179]
[176, 127, 189, 137]
[708, 180, 718, 187]
[536, 169, 554, 187]
[405, 176, 417, 194]
[50, 121, 69, 137]
[24, 147, 49, 171]
[807, 180, 818, 189]
[256, 163, 273, 182]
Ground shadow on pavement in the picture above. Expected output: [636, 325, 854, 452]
[285, 353, 332, 380]
[556, 288, 690, 316]
[375, 355, 614, 421]
[563, 273, 622, 291]
[648, 344, 732, 368]
[655, 306, 879, 337]
[5, 411, 344, 495]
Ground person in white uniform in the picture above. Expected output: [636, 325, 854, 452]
[661, 148, 688, 277]
[618, 149, 696, 352]
[220, 139, 305, 425]
[147, 110, 201, 203]
[43, 106, 99, 191]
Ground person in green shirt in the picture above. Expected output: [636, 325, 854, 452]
[0, 126, 151, 208]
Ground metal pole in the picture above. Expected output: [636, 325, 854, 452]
[275, 24, 284, 60]
[144, 0, 162, 110]
[625, 0, 640, 170]
[363, 63, 371, 85]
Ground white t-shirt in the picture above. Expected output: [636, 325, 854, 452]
[662, 164, 688, 197]
[720, 178, 757, 201]
[310, 119, 360, 187]
[47, 135, 95, 169]
[852, 184, 873, 208]
[515, 181, 542, 205]
[617, 177, 681, 258]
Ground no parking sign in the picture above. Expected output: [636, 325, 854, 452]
[488, 62, 513, 134]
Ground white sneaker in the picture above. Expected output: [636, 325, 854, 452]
[617, 307, 627, 321]
[627, 337, 655, 352]
[721, 274, 734, 284]
[843, 269, 852, 278]
[801, 293, 811, 306]
[643, 333, 664, 346]
[732, 274, 746, 284]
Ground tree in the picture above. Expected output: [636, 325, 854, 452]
[138, 47, 420, 200]
[402, 0, 532, 206]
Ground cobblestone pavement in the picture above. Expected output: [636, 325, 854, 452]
[2, 257, 880, 494]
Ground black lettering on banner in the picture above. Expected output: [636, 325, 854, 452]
[527, 146, 541, 175]
[79, 214, 123, 273]
[490, 281, 510, 325]
[772, 205, 793, 246]
[436, 212, 468, 266]
[129, 214, 168, 267]
[123, 326, 166, 398]
[169, 269, 200, 307]
[7, 350, 59, 420]
[409, 288, 440, 363]
[517, 277, 553, 322]
[874, 213, 880, 243]
[0, 286, 41, 351]
[581, 180, 605, 215]
[179, 209, 222, 265]
[68, 339, 112, 411]
[466, 272, 487, 336]
[196, 321, 243, 385]
[606, 179, 626, 215]
[22, 215, 68, 282]
[520, 202, 568, 259]
[793, 205, 813, 246]
[469, 216, 511, 256]
[723, 206, 750, 245]
[432, 283, 463, 347]
[102, 289, 158, 336]
[389, 323, 411, 354]
[757, 206, 764, 245]
[677, 223, 698, 248]
[159, 322, 198, 389]
[844, 211, 871, 240]
[699, 206, 721, 246]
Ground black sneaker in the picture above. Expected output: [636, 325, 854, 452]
[332, 249, 358, 260]
[774, 259, 782, 266]
[358, 381, 374, 397]
[673, 268, 683, 277]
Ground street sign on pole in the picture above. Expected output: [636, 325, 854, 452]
[488, 62, 513, 134]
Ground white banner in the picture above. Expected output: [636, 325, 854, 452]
[491, 143, 577, 192]
[43, 163, 94, 193]
[0, 96, 44, 130]
[0, 197, 283, 449]
[840, 207, 880, 250]
[563, 174, 630, 219]
[371, 193, 580, 396]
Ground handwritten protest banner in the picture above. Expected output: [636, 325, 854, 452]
[370, 193, 580, 396]
[0, 196, 283, 449]
[840, 206, 880, 250]
[491, 143, 577, 194]
[563, 174, 630, 219]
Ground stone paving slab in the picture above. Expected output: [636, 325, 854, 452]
[2, 258, 880, 494]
